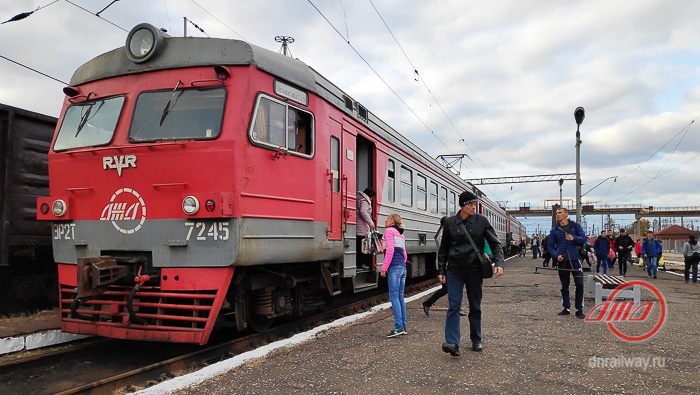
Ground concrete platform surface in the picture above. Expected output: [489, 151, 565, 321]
[132, 256, 700, 394]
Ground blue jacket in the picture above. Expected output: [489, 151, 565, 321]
[547, 221, 586, 261]
[641, 237, 662, 257]
[593, 236, 610, 256]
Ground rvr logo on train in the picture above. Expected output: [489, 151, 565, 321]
[103, 155, 137, 176]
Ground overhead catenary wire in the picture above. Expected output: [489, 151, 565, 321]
[189, 0, 247, 41]
[306, 0, 453, 155]
[0, 54, 68, 85]
[1, 0, 59, 24]
[367, 0, 488, 171]
[63, 0, 128, 32]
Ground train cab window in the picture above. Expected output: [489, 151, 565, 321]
[129, 87, 226, 142]
[417, 174, 427, 211]
[429, 181, 438, 214]
[54, 96, 125, 151]
[249, 95, 314, 157]
[439, 187, 447, 216]
[449, 191, 457, 216]
[387, 160, 395, 203]
[330, 136, 340, 193]
[400, 166, 412, 207]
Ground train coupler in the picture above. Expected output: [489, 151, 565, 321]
[77, 256, 131, 298]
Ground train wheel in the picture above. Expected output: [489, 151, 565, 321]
[246, 298, 273, 332]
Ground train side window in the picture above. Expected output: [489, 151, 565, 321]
[417, 174, 427, 211]
[449, 191, 456, 216]
[249, 95, 314, 158]
[331, 136, 340, 193]
[439, 187, 447, 216]
[400, 166, 412, 207]
[387, 160, 395, 203]
[429, 181, 438, 214]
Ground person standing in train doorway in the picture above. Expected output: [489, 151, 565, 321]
[381, 213, 408, 337]
[547, 208, 586, 319]
[438, 191, 504, 356]
[356, 187, 376, 271]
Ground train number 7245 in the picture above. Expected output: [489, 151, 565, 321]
[184, 221, 230, 241]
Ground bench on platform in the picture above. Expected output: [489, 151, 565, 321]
[586, 274, 640, 306]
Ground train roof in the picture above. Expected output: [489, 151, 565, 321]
[70, 25, 509, 217]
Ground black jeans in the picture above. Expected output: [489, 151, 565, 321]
[618, 252, 630, 275]
[424, 283, 448, 307]
[558, 260, 583, 311]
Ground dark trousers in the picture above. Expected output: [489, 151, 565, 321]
[424, 283, 448, 307]
[685, 257, 699, 283]
[558, 260, 584, 311]
[445, 270, 483, 345]
[532, 246, 540, 259]
[618, 251, 630, 275]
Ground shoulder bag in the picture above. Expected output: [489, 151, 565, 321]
[458, 222, 494, 279]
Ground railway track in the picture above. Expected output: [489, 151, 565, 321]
[0, 278, 438, 394]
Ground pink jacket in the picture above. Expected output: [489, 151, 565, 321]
[381, 226, 407, 272]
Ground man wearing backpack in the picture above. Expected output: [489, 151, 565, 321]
[642, 230, 662, 279]
[547, 208, 586, 319]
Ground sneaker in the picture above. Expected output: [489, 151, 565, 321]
[654, 275, 657, 279]
[459, 311, 467, 317]
[387, 329, 402, 338]
[558, 308, 570, 316]
[399, 328, 407, 335]
[422, 303, 430, 317]
[575, 309, 585, 319]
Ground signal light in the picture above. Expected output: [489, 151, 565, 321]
[40, 202, 50, 215]
[182, 196, 200, 215]
[52, 199, 67, 217]
[205, 199, 215, 212]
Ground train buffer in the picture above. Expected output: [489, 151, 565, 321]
[585, 274, 640, 306]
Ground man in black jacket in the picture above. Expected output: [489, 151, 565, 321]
[438, 190, 504, 356]
[614, 228, 635, 276]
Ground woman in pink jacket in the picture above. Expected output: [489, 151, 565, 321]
[381, 213, 408, 337]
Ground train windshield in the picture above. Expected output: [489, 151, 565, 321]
[129, 87, 226, 142]
[54, 96, 124, 151]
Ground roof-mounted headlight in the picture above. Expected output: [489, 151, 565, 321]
[125, 23, 170, 63]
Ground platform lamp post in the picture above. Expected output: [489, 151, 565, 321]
[574, 107, 585, 225]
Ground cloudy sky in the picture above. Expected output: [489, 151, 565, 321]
[2, 0, 700, 233]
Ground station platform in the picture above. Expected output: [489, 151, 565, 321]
[0, 309, 89, 357]
[134, 255, 700, 394]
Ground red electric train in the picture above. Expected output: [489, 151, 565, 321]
[37, 24, 525, 345]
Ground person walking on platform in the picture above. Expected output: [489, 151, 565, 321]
[356, 187, 376, 271]
[531, 236, 541, 259]
[541, 235, 552, 267]
[607, 231, 617, 270]
[438, 191, 504, 356]
[614, 228, 634, 276]
[519, 238, 527, 257]
[635, 238, 643, 267]
[642, 230, 662, 279]
[423, 217, 467, 317]
[381, 213, 408, 337]
[593, 230, 609, 274]
[681, 234, 700, 284]
[547, 208, 586, 319]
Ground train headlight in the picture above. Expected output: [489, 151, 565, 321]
[52, 199, 67, 217]
[125, 23, 170, 63]
[182, 196, 200, 215]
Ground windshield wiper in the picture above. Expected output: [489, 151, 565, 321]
[159, 80, 183, 126]
[75, 101, 105, 137]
